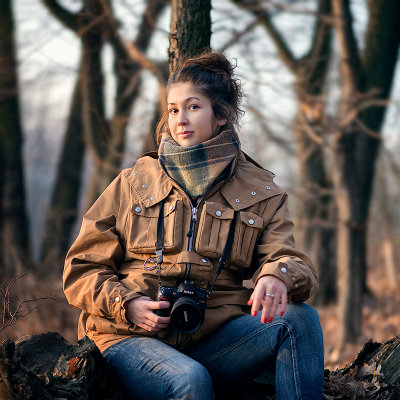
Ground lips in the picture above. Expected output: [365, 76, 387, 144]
[178, 130, 193, 137]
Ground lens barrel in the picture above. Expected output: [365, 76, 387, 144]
[170, 296, 202, 334]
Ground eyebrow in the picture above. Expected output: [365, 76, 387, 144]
[168, 96, 201, 105]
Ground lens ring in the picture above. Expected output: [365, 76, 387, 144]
[170, 296, 202, 334]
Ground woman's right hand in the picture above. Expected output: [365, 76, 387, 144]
[125, 296, 171, 332]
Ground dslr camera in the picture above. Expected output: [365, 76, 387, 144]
[155, 280, 207, 334]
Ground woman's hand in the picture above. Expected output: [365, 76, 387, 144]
[125, 296, 171, 332]
[248, 275, 288, 323]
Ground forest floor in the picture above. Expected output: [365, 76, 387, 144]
[1, 264, 399, 372]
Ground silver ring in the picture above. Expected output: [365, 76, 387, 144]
[265, 293, 275, 298]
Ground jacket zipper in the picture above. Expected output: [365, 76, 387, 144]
[182, 203, 198, 281]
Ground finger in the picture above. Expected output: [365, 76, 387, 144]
[251, 287, 264, 316]
[267, 294, 281, 322]
[247, 292, 254, 306]
[148, 301, 170, 310]
[261, 295, 274, 323]
[279, 291, 288, 317]
[136, 322, 162, 332]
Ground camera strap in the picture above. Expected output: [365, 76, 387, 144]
[142, 200, 165, 287]
[207, 212, 237, 297]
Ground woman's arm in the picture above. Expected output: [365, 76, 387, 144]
[252, 193, 318, 306]
[63, 173, 139, 324]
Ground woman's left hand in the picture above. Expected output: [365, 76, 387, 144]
[248, 275, 288, 323]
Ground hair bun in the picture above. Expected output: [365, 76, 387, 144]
[181, 52, 235, 78]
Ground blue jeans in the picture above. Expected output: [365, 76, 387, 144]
[102, 303, 324, 400]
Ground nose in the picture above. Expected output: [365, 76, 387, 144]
[177, 111, 188, 126]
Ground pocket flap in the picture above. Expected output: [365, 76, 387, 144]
[131, 200, 179, 217]
[204, 202, 234, 220]
[239, 211, 263, 229]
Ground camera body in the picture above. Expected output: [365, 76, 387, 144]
[155, 280, 207, 334]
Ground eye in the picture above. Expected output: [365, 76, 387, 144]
[189, 104, 199, 111]
[168, 108, 178, 114]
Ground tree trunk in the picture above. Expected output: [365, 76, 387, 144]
[40, 62, 85, 271]
[0, 0, 31, 278]
[84, 0, 168, 208]
[169, 0, 212, 73]
[332, 0, 400, 345]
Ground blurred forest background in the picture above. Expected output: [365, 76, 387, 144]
[1, 0, 399, 369]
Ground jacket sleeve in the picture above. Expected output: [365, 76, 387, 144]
[63, 172, 140, 324]
[252, 193, 319, 302]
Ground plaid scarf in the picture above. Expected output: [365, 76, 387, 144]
[158, 130, 240, 198]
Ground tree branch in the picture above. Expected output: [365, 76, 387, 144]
[41, 0, 79, 32]
[231, 0, 298, 73]
[331, 0, 364, 93]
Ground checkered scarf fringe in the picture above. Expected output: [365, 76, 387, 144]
[158, 130, 240, 198]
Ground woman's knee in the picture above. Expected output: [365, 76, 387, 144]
[168, 360, 214, 400]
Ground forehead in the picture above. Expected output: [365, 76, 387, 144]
[167, 82, 208, 103]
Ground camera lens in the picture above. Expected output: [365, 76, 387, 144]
[170, 297, 202, 334]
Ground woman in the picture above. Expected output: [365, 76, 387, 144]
[63, 52, 324, 399]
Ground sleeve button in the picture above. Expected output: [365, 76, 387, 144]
[251, 191, 256, 196]
[266, 186, 271, 190]
[280, 267, 287, 274]
[141, 184, 147, 188]
[115, 296, 121, 303]
[202, 258, 208, 263]
[235, 198, 240, 203]
[169, 204, 174, 211]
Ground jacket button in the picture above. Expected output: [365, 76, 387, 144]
[135, 207, 142, 213]
[202, 258, 207, 263]
[115, 296, 121, 303]
[216, 211, 222, 216]
[266, 186, 271, 190]
[251, 191, 256, 196]
[235, 198, 240, 203]
[142, 184, 147, 188]
[150, 196, 155, 200]
[248, 219, 254, 225]
[133, 171, 138, 176]
[280, 267, 287, 274]
[169, 204, 174, 211]
[295, 284, 299, 288]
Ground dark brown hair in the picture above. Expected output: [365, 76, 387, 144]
[156, 51, 243, 142]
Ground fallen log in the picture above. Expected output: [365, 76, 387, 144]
[1, 332, 400, 399]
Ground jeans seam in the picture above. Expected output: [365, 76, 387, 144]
[287, 322, 302, 400]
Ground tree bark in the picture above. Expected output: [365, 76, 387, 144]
[332, 0, 400, 345]
[0, 0, 31, 278]
[169, 0, 212, 73]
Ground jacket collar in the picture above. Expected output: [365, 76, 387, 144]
[124, 152, 173, 208]
[125, 151, 283, 209]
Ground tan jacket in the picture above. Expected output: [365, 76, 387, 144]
[63, 151, 318, 352]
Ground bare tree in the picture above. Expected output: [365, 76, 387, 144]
[331, 0, 400, 345]
[231, 0, 336, 305]
[40, 0, 168, 271]
[0, 0, 31, 279]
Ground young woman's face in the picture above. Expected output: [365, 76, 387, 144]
[167, 82, 227, 147]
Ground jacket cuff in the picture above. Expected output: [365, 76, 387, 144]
[108, 287, 142, 324]
[254, 259, 299, 293]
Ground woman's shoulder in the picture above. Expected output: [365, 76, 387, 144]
[220, 152, 285, 210]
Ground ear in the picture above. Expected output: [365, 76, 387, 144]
[216, 116, 227, 127]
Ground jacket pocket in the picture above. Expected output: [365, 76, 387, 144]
[195, 202, 263, 268]
[195, 202, 234, 258]
[231, 211, 263, 267]
[127, 199, 184, 253]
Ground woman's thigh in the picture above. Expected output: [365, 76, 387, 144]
[184, 303, 324, 398]
[103, 336, 214, 400]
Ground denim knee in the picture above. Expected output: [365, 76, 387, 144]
[168, 360, 214, 400]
